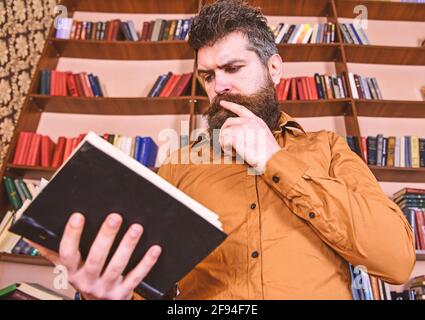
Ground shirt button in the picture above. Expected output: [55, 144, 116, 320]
[251, 251, 259, 258]
[272, 175, 280, 183]
[309, 212, 316, 219]
[250, 203, 256, 210]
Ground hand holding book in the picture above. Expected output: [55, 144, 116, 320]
[27, 212, 161, 300]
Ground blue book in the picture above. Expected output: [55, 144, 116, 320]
[150, 72, 172, 97]
[88, 74, 101, 97]
[134, 136, 142, 160]
[349, 23, 363, 45]
[405, 136, 411, 168]
[137, 137, 158, 167]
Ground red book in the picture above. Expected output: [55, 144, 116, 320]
[290, 78, 297, 100]
[146, 21, 154, 41]
[62, 137, 74, 163]
[103, 133, 109, 141]
[62, 72, 68, 96]
[159, 73, 176, 97]
[73, 74, 85, 96]
[66, 72, 78, 96]
[111, 20, 121, 40]
[415, 209, 425, 250]
[40, 135, 54, 167]
[78, 73, 92, 97]
[281, 78, 291, 101]
[308, 77, 318, 100]
[83, 72, 94, 97]
[26, 133, 42, 166]
[276, 78, 285, 100]
[71, 137, 79, 151]
[77, 133, 86, 145]
[51, 136, 66, 168]
[12, 131, 28, 165]
[141, 21, 149, 41]
[75, 21, 83, 40]
[296, 78, 305, 100]
[20, 132, 35, 165]
[50, 70, 56, 96]
[104, 21, 112, 41]
[303, 77, 312, 100]
[170, 73, 192, 96]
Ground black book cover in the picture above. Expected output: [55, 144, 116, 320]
[10, 132, 227, 300]
[366, 136, 377, 165]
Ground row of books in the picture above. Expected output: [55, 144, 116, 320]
[0, 208, 39, 257]
[12, 132, 86, 168]
[100, 133, 158, 167]
[339, 23, 370, 45]
[408, 275, 425, 300]
[394, 188, 425, 251]
[147, 72, 193, 97]
[272, 23, 336, 44]
[349, 264, 394, 300]
[347, 73, 383, 100]
[12, 131, 158, 169]
[0, 283, 68, 300]
[345, 135, 425, 168]
[38, 70, 104, 97]
[55, 17, 193, 42]
[140, 18, 193, 42]
[276, 74, 348, 101]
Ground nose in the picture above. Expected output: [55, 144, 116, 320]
[214, 73, 231, 95]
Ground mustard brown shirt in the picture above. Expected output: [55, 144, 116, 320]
[157, 112, 415, 300]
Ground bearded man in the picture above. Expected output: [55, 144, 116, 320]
[32, 0, 415, 300]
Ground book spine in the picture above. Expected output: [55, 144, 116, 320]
[420, 138, 425, 168]
[3, 176, 22, 210]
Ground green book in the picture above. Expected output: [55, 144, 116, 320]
[3, 176, 22, 210]
[17, 178, 32, 200]
[0, 283, 17, 297]
[13, 178, 26, 203]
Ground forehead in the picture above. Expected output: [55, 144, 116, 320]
[197, 31, 258, 69]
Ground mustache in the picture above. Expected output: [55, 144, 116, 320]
[204, 84, 281, 135]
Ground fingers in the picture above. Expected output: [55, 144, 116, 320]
[220, 117, 246, 130]
[101, 224, 144, 287]
[220, 100, 256, 118]
[59, 213, 85, 273]
[122, 245, 162, 292]
[81, 213, 123, 280]
[25, 239, 61, 265]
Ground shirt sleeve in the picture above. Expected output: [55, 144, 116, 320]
[262, 131, 416, 284]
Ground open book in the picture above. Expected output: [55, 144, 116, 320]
[9, 131, 227, 300]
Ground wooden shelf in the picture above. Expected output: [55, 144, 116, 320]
[48, 39, 194, 60]
[6, 164, 159, 174]
[61, 0, 199, 13]
[417, 250, 425, 261]
[29, 95, 194, 115]
[344, 45, 425, 65]
[277, 44, 341, 62]
[336, 0, 425, 21]
[0, 253, 53, 267]
[195, 96, 352, 117]
[369, 166, 425, 183]
[355, 100, 425, 118]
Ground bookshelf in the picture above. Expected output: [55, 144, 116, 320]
[1, 0, 425, 294]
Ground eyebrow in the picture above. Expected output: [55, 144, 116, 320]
[197, 59, 246, 74]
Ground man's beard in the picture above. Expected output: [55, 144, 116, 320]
[204, 79, 281, 138]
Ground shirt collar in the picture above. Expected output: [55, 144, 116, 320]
[273, 111, 307, 137]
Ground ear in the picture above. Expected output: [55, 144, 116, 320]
[267, 54, 283, 85]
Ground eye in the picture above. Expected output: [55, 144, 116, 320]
[225, 66, 241, 73]
[203, 74, 214, 83]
